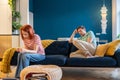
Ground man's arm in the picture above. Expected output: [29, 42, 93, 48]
[86, 31, 96, 45]
[69, 29, 77, 43]
[87, 37, 92, 43]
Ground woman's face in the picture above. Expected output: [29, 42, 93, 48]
[22, 30, 29, 39]
[77, 28, 86, 36]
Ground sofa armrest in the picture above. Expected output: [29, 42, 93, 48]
[113, 49, 120, 66]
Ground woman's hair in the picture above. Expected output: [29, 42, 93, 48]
[76, 25, 86, 31]
[20, 24, 35, 39]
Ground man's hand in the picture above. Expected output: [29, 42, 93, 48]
[69, 29, 77, 43]
[73, 29, 78, 34]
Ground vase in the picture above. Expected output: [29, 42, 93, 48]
[12, 30, 19, 34]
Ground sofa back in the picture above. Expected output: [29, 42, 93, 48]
[45, 41, 71, 57]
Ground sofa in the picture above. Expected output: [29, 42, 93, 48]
[10, 40, 120, 67]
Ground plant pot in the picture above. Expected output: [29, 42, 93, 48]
[12, 30, 19, 34]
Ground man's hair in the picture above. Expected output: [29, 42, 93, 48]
[76, 25, 86, 31]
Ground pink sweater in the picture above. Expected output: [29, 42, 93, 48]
[23, 34, 45, 55]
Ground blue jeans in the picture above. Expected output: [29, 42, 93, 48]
[15, 52, 45, 78]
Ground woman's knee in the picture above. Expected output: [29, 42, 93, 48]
[41, 55, 46, 60]
[21, 54, 30, 60]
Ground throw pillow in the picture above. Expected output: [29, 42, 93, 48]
[106, 39, 120, 56]
[41, 39, 55, 48]
[95, 43, 109, 57]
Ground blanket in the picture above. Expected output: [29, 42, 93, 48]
[0, 48, 16, 73]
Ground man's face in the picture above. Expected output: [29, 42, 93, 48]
[77, 28, 86, 36]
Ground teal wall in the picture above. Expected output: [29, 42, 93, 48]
[30, 0, 112, 42]
[29, 0, 33, 12]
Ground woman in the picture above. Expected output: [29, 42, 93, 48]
[15, 24, 45, 78]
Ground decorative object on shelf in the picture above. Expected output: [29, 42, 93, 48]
[100, 0, 108, 34]
[8, 0, 22, 34]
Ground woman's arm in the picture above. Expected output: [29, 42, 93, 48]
[21, 45, 39, 53]
[16, 44, 39, 53]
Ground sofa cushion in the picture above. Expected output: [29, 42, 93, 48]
[113, 49, 120, 66]
[10, 51, 19, 65]
[45, 41, 70, 57]
[70, 43, 78, 53]
[67, 57, 116, 67]
[95, 43, 109, 57]
[30, 55, 67, 66]
[106, 39, 120, 56]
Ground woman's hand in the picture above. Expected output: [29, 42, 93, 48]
[16, 48, 23, 52]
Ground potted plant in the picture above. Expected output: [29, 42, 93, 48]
[12, 21, 22, 34]
[12, 10, 21, 34]
[8, 0, 22, 34]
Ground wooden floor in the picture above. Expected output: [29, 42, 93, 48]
[0, 66, 120, 80]
[61, 67, 120, 80]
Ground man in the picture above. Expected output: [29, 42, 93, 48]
[69, 26, 97, 58]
